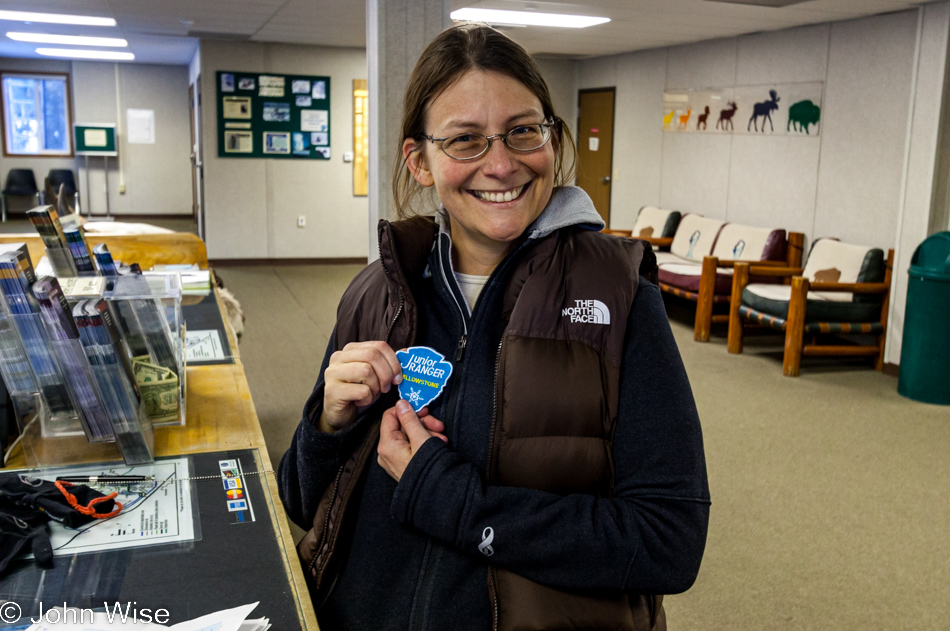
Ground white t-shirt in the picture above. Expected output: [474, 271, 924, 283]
[454, 271, 489, 313]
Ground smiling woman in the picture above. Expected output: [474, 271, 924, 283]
[279, 22, 710, 631]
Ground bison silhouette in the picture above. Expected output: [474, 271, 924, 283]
[788, 99, 821, 134]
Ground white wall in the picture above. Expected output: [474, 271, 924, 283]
[0, 58, 192, 217]
[199, 41, 368, 260]
[577, 6, 950, 366]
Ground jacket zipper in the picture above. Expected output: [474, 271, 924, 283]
[488, 566, 500, 631]
[485, 336, 505, 630]
[484, 337, 505, 485]
[437, 233, 469, 361]
[311, 464, 344, 575]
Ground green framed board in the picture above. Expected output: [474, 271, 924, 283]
[74, 123, 117, 156]
[216, 71, 330, 159]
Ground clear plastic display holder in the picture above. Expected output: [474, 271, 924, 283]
[0, 273, 184, 469]
[102, 273, 186, 429]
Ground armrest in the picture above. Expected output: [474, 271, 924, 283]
[640, 236, 673, 248]
[714, 259, 788, 269]
[746, 265, 804, 277]
[808, 281, 889, 294]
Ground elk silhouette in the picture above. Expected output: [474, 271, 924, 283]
[716, 102, 738, 131]
[663, 110, 675, 129]
[748, 90, 780, 132]
[678, 108, 692, 130]
[697, 106, 711, 130]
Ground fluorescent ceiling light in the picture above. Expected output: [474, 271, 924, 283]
[8, 32, 127, 47]
[37, 48, 134, 61]
[0, 10, 116, 27]
[450, 8, 609, 28]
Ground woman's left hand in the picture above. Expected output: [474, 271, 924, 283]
[378, 400, 448, 482]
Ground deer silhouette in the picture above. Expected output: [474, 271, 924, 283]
[716, 102, 738, 131]
[697, 106, 711, 130]
[748, 90, 780, 132]
[678, 108, 692, 130]
[663, 110, 675, 129]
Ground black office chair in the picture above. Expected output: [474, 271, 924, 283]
[47, 169, 80, 214]
[1, 169, 41, 222]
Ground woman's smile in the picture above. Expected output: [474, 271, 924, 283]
[469, 181, 530, 204]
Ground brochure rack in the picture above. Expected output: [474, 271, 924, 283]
[0, 273, 184, 468]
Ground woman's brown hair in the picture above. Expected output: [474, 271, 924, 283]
[392, 22, 576, 219]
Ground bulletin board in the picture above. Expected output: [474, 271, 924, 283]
[216, 71, 331, 160]
[74, 123, 117, 156]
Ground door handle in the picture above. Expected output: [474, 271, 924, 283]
[601, 176, 611, 184]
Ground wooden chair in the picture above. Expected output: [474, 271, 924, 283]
[602, 228, 633, 237]
[630, 206, 681, 250]
[658, 229, 804, 342]
[727, 238, 893, 376]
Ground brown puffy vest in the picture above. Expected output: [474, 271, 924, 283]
[297, 217, 665, 631]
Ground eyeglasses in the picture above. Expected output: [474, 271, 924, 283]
[420, 121, 558, 161]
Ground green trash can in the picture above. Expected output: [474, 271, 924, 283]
[898, 231, 950, 405]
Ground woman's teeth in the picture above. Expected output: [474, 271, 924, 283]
[474, 184, 525, 203]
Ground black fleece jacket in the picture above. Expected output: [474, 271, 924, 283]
[279, 231, 710, 631]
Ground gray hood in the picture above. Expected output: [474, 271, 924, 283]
[526, 185, 604, 240]
[435, 185, 605, 239]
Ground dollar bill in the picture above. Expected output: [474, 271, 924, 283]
[133, 356, 180, 423]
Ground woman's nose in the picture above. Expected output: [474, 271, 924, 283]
[479, 137, 518, 177]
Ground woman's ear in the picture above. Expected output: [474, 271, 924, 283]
[403, 138, 434, 187]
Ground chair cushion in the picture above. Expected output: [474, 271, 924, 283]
[654, 251, 690, 267]
[802, 238, 886, 302]
[710, 225, 786, 262]
[670, 215, 726, 261]
[741, 284, 883, 323]
[633, 206, 681, 239]
[658, 262, 734, 294]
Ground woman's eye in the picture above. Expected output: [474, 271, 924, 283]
[509, 126, 535, 136]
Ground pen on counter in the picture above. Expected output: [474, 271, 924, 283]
[55, 475, 154, 484]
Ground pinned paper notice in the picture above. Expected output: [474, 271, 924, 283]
[84, 128, 107, 147]
[589, 137, 600, 151]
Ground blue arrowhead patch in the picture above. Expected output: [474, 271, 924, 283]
[395, 346, 453, 413]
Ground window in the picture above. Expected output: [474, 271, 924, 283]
[1, 72, 72, 156]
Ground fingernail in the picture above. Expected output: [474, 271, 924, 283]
[394, 374, 403, 384]
[396, 400, 411, 414]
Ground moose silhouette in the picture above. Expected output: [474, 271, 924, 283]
[716, 102, 738, 131]
[678, 108, 692, 130]
[788, 99, 821, 134]
[697, 106, 711, 130]
[748, 90, 780, 132]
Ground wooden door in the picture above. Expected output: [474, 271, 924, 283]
[576, 89, 615, 225]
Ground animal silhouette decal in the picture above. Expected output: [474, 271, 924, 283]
[717, 102, 738, 131]
[639, 226, 654, 238]
[663, 110, 675, 129]
[678, 108, 692, 130]
[697, 106, 710, 130]
[788, 99, 821, 134]
[813, 268, 841, 283]
[748, 90, 780, 132]
[686, 230, 701, 259]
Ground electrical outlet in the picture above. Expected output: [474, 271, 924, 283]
[297, 215, 306, 228]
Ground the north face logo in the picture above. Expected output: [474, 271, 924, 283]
[562, 299, 610, 324]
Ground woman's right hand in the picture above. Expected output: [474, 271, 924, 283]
[320, 341, 403, 433]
